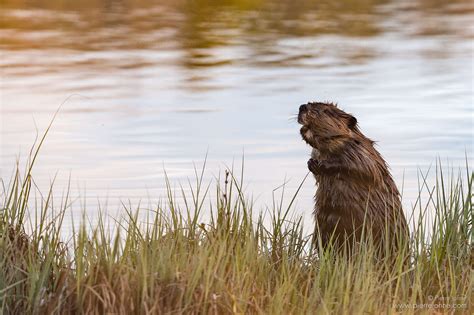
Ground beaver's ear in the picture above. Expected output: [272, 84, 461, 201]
[347, 115, 357, 129]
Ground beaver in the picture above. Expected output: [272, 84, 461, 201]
[298, 102, 408, 254]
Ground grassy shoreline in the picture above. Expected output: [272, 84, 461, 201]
[1, 148, 472, 314]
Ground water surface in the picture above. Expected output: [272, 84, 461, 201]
[1, 0, 473, 224]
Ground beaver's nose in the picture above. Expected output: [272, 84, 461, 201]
[299, 104, 307, 113]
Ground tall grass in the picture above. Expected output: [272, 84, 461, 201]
[0, 143, 472, 313]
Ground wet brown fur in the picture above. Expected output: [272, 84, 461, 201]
[298, 102, 408, 254]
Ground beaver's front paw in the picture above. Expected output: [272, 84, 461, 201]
[307, 158, 320, 174]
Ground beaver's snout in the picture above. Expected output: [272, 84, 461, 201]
[297, 104, 308, 124]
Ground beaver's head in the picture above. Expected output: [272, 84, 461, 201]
[298, 102, 359, 154]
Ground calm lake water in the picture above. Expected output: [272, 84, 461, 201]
[1, 0, 473, 225]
